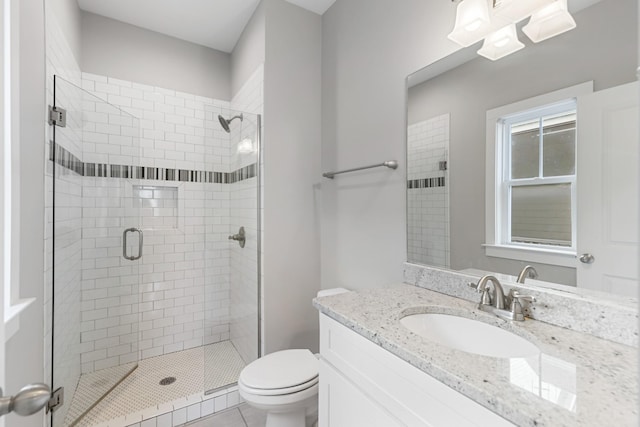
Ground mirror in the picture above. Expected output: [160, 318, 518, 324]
[406, 0, 638, 296]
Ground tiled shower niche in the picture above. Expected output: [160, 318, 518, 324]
[134, 185, 179, 230]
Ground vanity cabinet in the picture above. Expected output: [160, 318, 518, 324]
[318, 314, 515, 427]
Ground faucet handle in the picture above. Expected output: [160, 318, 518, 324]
[469, 282, 492, 305]
[509, 291, 536, 320]
[510, 290, 536, 303]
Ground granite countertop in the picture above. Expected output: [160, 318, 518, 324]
[313, 283, 638, 427]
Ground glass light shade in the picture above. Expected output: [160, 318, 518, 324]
[522, 0, 576, 43]
[493, 0, 554, 23]
[477, 24, 525, 61]
[448, 0, 492, 47]
[237, 138, 254, 154]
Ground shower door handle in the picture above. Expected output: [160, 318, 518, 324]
[123, 228, 143, 261]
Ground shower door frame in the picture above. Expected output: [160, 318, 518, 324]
[256, 114, 263, 360]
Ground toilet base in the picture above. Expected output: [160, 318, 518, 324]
[249, 397, 317, 427]
[265, 408, 305, 427]
[306, 411, 319, 427]
[264, 409, 317, 427]
[240, 379, 318, 427]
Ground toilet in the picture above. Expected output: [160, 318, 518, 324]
[238, 349, 319, 427]
[238, 288, 350, 427]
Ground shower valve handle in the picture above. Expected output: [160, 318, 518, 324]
[228, 226, 246, 248]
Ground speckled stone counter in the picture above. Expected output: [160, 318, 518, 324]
[313, 283, 638, 427]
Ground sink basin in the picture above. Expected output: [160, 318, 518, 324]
[400, 313, 539, 358]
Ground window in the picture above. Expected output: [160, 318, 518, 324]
[484, 82, 593, 267]
[500, 101, 576, 249]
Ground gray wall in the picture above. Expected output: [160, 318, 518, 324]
[407, 0, 637, 286]
[231, 0, 266, 96]
[262, 0, 322, 353]
[320, 0, 458, 291]
[6, 0, 46, 426]
[81, 12, 231, 100]
[50, 0, 82, 63]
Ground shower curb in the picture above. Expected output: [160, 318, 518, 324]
[90, 384, 242, 427]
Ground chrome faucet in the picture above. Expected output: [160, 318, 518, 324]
[516, 265, 538, 284]
[469, 275, 536, 321]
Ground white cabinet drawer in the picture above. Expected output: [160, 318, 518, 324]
[319, 314, 515, 427]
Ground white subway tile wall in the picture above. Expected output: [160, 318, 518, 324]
[407, 114, 451, 268]
[78, 72, 258, 371]
[80, 176, 142, 373]
[82, 72, 231, 172]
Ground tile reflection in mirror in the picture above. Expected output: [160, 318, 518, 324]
[407, 114, 450, 268]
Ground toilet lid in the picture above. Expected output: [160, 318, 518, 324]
[240, 349, 319, 390]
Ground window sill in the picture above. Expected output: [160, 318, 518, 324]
[4, 298, 35, 343]
[483, 244, 576, 268]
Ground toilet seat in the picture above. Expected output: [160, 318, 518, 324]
[239, 380, 319, 409]
[239, 349, 319, 395]
[239, 374, 318, 396]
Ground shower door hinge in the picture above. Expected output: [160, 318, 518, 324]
[48, 106, 67, 127]
[47, 387, 64, 413]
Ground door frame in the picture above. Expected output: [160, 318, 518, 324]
[1, 0, 47, 426]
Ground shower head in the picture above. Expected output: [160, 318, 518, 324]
[218, 113, 243, 133]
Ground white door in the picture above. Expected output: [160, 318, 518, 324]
[576, 81, 639, 296]
[1, 0, 50, 426]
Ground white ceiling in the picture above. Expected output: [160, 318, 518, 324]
[285, 0, 337, 15]
[77, 0, 337, 53]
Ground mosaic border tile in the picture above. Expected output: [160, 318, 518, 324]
[50, 142, 257, 184]
[407, 176, 445, 189]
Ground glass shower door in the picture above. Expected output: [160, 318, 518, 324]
[51, 76, 142, 426]
[204, 108, 261, 393]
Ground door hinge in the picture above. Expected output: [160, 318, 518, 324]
[48, 106, 67, 127]
[47, 387, 64, 413]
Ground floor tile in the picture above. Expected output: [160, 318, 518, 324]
[185, 407, 246, 427]
[238, 404, 267, 427]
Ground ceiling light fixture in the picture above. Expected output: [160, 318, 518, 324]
[523, 0, 576, 43]
[477, 24, 525, 60]
[447, 0, 577, 60]
[493, 0, 550, 23]
[448, 0, 492, 47]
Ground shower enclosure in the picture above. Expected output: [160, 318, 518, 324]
[49, 76, 261, 426]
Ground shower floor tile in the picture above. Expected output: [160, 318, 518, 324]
[66, 341, 246, 426]
[64, 363, 138, 425]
